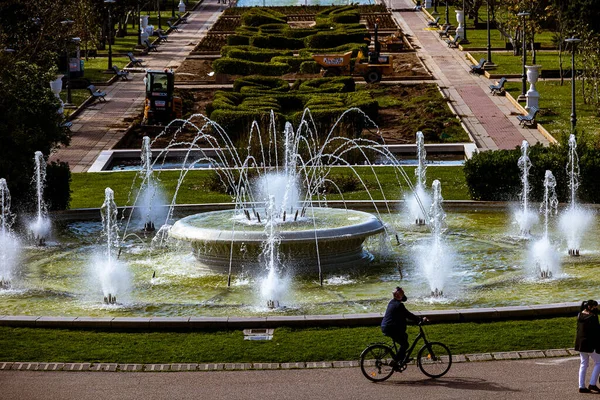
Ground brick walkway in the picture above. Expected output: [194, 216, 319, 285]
[391, 0, 549, 150]
[50, 1, 224, 172]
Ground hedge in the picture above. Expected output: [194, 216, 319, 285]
[297, 77, 355, 93]
[303, 31, 368, 49]
[223, 47, 293, 63]
[212, 58, 291, 76]
[233, 76, 290, 93]
[227, 35, 251, 46]
[270, 56, 314, 72]
[240, 8, 286, 27]
[299, 61, 321, 74]
[250, 35, 305, 50]
[463, 135, 600, 203]
[45, 161, 71, 210]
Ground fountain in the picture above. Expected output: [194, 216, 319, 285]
[134, 136, 167, 233]
[529, 170, 559, 279]
[405, 131, 431, 226]
[96, 188, 130, 304]
[414, 180, 453, 298]
[559, 134, 593, 256]
[0, 178, 19, 289]
[514, 140, 538, 237]
[28, 151, 51, 245]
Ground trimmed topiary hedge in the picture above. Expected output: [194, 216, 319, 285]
[227, 35, 251, 46]
[250, 35, 305, 50]
[303, 31, 368, 49]
[297, 77, 355, 93]
[299, 61, 321, 74]
[270, 56, 314, 72]
[233, 76, 290, 94]
[222, 46, 293, 63]
[241, 8, 286, 27]
[212, 58, 291, 76]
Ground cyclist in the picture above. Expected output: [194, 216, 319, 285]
[381, 287, 426, 368]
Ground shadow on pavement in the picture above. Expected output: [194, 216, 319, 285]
[378, 376, 520, 393]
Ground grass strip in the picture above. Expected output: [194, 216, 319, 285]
[0, 317, 574, 363]
[69, 166, 470, 209]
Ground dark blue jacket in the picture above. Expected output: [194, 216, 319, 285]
[381, 299, 420, 333]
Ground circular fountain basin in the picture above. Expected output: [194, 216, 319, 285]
[168, 207, 386, 273]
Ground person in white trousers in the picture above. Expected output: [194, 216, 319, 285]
[575, 299, 600, 393]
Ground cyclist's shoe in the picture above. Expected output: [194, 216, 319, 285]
[404, 357, 414, 364]
[588, 384, 600, 393]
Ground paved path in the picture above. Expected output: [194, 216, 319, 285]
[391, 0, 549, 150]
[50, 1, 224, 172]
[0, 357, 584, 399]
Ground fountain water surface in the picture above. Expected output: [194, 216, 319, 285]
[0, 179, 18, 289]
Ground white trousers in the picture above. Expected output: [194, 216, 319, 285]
[580, 351, 600, 388]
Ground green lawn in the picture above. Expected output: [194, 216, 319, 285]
[81, 56, 131, 82]
[470, 51, 568, 75]
[0, 317, 575, 363]
[505, 81, 599, 142]
[69, 166, 470, 209]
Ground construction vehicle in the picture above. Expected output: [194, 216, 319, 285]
[143, 70, 183, 125]
[312, 23, 393, 83]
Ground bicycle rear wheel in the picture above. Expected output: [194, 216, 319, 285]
[417, 342, 452, 378]
[360, 344, 395, 382]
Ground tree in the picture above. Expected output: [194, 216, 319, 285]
[0, 59, 71, 212]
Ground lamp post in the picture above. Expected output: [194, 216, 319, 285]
[445, 1, 449, 26]
[517, 11, 530, 102]
[172, 0, 176, 18]
[60, 20, 75, 106]
[157, 0, 162, 30]
[565, 37, 582, 133]
[484, 0, 495, 68]
[104, 0, 115, 71]
[462, 0, 468, 42]
[432, 0, 439, 15]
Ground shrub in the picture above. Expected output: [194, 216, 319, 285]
[298, 77, 355, 93]
[299, 61, 321, 74]
[233, 76, 290, 93]
[45, 161, 71, 210]
[251, 35, 305, 50]
[224, 47, 293, 63]
[241, 8, 286, 27]
[299, 43, 363, 58]
[304, 31, 368, 49]
[271, 56, 313, 72]
[227, 35, 251, 46]
[212, 58, 291, 76]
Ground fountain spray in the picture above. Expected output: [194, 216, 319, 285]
[29, 151, 50, 245]
[260, 195, 284, 308]
[515, 140, 537, 236]
[559, 134, 593, 256]
[0, 178, 18, 289]
[406, 131, 431, 226]
[416, 180, 452, 298]
[99, 188, 122, 304]
[529, 171, 559, 279]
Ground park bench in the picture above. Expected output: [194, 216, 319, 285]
[470, 58, 486, 74]
[127, 52, 144, 67]
[445, 35, 461, 48]
[143, 39, 158, 52]
[155, 30, 168, 42]
[428, 16, 441, 27]
[112, 65, 129, 80]
[177, 13, 188, 24]
[86, 85, 107, 102]
[438, 25, 451, 38]
[167, 21, 181, 32]
[517, 106, 539, 127]
[489, 77, 507, 95]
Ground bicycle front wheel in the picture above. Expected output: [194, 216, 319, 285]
[360, 344, 395, 382]
[417, 342, 452, 378]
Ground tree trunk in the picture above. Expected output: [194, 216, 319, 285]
[559, 42, 564, 86]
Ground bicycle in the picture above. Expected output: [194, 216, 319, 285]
[360, 321, 452, 382]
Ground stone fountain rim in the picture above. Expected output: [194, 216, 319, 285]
[168, 207, 386, 243]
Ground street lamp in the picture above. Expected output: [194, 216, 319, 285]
[445, 1, 449, 26]
[565, 37, 582, 133]
[484, 0, 495, 68]
[433, 0, 439, 15]
[105, 0, 115, 71]
[172, 0, 176, 18]
[462, 0, 468, 42]
[517, 11, 530, 102]
[60, 20, 75, 106]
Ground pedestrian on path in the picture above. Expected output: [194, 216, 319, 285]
[575, 299, 600, 393]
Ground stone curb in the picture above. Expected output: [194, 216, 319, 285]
[0, 301, 581, 330]
[0, 349, 579, 372]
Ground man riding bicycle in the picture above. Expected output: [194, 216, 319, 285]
[381, 287, 426, 368]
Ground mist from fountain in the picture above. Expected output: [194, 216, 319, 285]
[0, 178, 19, 289]
[415, 180, 453, 298]
[405, 131, 431, 226]
[514, 140, 538, 237]
[528, 170, 559, 279]
[558, 134, 593, 256]
[28, 151, 50, 245]
[135, 136, 168, 233]
[95, 188, 130, 304]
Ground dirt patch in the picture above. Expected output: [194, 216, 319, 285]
[175, 52, 429, 83]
